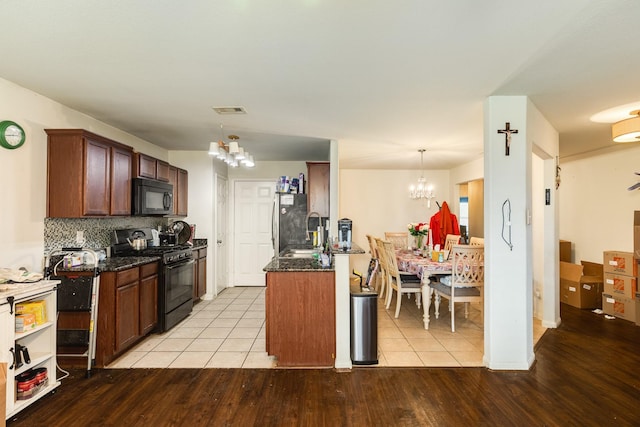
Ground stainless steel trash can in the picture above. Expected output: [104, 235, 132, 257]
[350, 284, 378, 365]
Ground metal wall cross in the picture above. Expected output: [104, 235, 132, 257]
[498, 122, 518, 156]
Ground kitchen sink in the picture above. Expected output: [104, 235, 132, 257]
[279, 248, 320, 258]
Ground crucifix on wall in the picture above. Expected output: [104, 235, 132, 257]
[498, 122, 518, 156]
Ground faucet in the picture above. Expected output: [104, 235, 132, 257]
[305, 211, 321, 242]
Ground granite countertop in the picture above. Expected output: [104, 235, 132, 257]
[191, 239, 207, 250]
[263, 257, 334, 272]
[53, 256, 161, 273]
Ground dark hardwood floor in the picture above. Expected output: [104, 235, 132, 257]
[7, 304, 640, 426]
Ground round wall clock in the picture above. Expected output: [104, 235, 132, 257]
[0, 120, 26, 149]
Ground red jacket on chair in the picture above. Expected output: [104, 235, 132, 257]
[429, 201, 460, 247]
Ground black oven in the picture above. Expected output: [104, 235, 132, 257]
[159, 255, 194, 332]
[132, 178, 173, 216]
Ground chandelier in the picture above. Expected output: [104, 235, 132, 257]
[409, 149, 435, 207]
[612, 110, 640, 142]
[208, 124, 255, 168]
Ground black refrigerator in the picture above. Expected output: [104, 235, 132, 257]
[272, 193, 309, 255]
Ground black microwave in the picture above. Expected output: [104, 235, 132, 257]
[132, 178, 173, 216]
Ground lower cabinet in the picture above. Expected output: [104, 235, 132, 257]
[265, 271, 335, 367]
[57, 261, 158, 368]
[193, 247, 207, 301]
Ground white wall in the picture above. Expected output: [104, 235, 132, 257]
[228, 160, 308, 182]
[0, 77, 167, 272]
[560, 145, 640, 263]
[339, 168, 450, 275]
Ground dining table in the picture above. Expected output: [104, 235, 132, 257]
[396, 249, 452, 329]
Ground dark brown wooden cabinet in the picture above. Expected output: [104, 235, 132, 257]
[156, 160, 170, 182]
[55, 261, 159, 368]
[168, 165, 189, 217]
[265, 271, 335, 367]
[139, 262, 159, 335]
[46, 129, 133, 217]
[306, 161, 330, 217]
[134, 153, 170, 182]
[193, 247, 207, 300]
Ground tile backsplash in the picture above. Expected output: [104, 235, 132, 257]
[44, 217, 168, 252]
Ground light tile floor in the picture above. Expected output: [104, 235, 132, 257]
[107, 286, 546, 369]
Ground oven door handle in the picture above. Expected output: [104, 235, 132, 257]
[166, 259, 195, 270]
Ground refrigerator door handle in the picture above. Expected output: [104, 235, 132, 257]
[271, 196, 276, 253]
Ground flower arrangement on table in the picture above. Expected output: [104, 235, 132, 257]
[407, 222, 428, 249]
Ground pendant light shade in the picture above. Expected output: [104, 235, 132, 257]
[612, 110, 640, 142]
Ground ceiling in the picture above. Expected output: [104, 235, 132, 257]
[1, 1, 639, 170]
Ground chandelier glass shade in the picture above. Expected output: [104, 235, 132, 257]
[409, 149, 435, 207]
[208, 124, 255, 168]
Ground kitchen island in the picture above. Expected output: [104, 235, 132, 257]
[263, 244, 365, 368]
[263, 254, 335, 367]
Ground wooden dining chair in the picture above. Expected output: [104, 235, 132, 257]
[431, 244, 484, 332]
[384, 232, 408, 250]
[469, 237, 484, 246]
[443, 234, 461, 259]
[374, 237, 388, 301]
[381, 240, 422, 318]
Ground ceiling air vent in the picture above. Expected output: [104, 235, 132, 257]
[212, 106, 247, 115]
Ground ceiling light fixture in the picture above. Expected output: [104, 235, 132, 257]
[208, 124, 255, 168]
[612, 110, 640, 142]
[409, 149, 435, 208]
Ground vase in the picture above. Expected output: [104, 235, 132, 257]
[414, 235, 424, 250]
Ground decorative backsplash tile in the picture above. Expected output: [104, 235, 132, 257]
[44, 217, 168, 252]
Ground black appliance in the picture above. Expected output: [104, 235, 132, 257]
[111, 228, 194, 332]
[132, 178, 173, 216]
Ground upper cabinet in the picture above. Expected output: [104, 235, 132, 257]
[168, 165, 189, 217]
[133, 153, 170, 182]
[306, 162, 330, 217]
[46, 129, 133, 217]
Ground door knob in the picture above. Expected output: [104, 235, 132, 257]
[216, 240, 222, 244]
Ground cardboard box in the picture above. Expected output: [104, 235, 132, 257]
[15, 300, 47, 325]
[560, 261, 603, 309]
[15, 313, 37, 332]
[603, 251, 637, 276]
[604, 273, 637, 299]
[602, 293, 637, 322]
[581, 261, 603, 279]
[559, 240, 571, 262]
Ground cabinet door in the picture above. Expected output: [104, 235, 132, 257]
[156, 160, 170, 182]
[177, 168, 189, 216]
[110, 146, 133, 215]
[306, 162, 330, 217]
[115, 282, 140, 353]
[136, 153, 157, 179]
[139, 275, 158, 335]
[84, 138, 111, 215]
[197, 253, 206, 298]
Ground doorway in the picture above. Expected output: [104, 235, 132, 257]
[215, 174, 228, 295]
[231, 180, 276, 286]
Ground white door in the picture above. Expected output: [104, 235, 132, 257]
[215, 174, 229, 294]
[233, 180, 275, 286]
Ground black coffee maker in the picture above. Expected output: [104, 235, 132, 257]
[338, 218, 352, 250]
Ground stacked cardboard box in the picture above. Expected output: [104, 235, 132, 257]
[559, 240, 571, 263]
[602, 251, 637, 321]
[560, 261, 603, 309]
[15, 300, 47, 325]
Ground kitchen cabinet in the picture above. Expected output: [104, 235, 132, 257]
[306, 162, 330, 218]
[133, 153, 170, 182]
[168, 165, 189, 217]
[139, 263, 159, 336]
[2, 281, 60, 420]
[265, 271, 335, 367]
[46, 129, 133, 217]
[57, 261, 158, 367]
[193, 247, 207, 301]
[114, 269, 140, 353]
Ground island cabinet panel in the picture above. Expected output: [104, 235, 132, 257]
[46, 129, 133, 217]
[266, 271, 335, 367]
